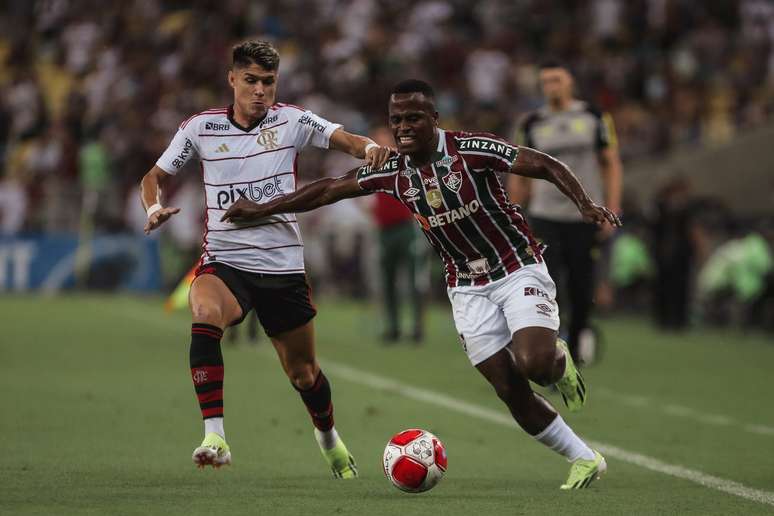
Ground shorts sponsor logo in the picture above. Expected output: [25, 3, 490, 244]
[423, 176, 439, 187]
[466, 257, 490, 277]
[426, 189, 443, 209]
[426, 200, 480, 228]
[298, 114, 327, 132]
[205, 122, 230, 131]
[442, 170, 463, 193]
[216, 176, 286, 209]
[524, 286, 549, 299]
[536, 303, 553, 316]
[172, 138, 194, 168]
[257, 128, 280, 150]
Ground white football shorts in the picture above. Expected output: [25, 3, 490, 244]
[447, 262, 561, 366]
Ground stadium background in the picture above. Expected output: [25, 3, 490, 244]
[1, 1, 773, 515]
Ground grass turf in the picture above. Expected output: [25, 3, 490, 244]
[1, 295, 773, 515]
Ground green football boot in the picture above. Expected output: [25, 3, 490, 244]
[315, 429, 358, 479]
[192, 432, 231, 469]
[561, 450, 607, 489]
[555, 338, 587, 412]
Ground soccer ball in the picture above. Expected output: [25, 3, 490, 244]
[383, 429, 447, 493]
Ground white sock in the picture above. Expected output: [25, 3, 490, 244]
[204, 417, 225, 439]
[314, 427, 339, 450]
[533, 415, 594, 462]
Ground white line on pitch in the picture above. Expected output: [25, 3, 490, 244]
[596, 388, 774, 436]
[320, 359, 774, 508]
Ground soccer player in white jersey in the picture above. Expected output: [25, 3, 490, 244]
[140, 40, 391, 476]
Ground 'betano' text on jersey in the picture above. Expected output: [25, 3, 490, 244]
[357, 129, 543, 287]
[156, 104, 341, 274]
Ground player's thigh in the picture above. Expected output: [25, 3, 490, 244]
[447, 287, 512, 367]
[494, 263, 561, 338]
[189, 272, 244, 328]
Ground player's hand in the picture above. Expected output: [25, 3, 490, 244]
[220, 197, 266, 223]
[365, 144, 394, 169]
[144, 207, 180, 235]
[579, 201, 621, 228]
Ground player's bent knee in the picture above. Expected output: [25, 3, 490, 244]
[288, 364, 317, 390]
[191, 301, 224, 327]
[513, 346, 555, 386]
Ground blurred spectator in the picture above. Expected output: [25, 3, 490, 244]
[0, 0, 772, 329]
[369, 127, 427, 343]
[651, 177, 698, 330]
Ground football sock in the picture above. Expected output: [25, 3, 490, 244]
[204, 417, 225, 439]
[314, 427, 340, 450]
[533, 414, 595, 462]
[190, 323, 225, 430]
[295, 370, 334, 432]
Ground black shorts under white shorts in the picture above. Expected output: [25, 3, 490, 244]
[195, 262, 317, 337]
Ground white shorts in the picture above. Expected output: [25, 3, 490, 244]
[447, 263, 561, 366]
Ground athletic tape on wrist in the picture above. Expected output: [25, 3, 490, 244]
[147, 203, 163, 218]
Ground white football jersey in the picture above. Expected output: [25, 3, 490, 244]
[156, 104, 342, 274]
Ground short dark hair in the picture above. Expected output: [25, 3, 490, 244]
[232, 40, 280, 70]
[391, 79, 435, 98]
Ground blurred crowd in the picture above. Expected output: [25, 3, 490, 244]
[0, 0, 772, 328]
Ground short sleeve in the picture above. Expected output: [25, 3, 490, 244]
[156, 122, 199, 175]
[292, 110, 343, 150]
[596, 112, 618, 150]
[455, 132, 520, 174]
[355, 160, 399, 196]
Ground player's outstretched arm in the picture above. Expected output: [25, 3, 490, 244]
[329, 129, 393, 169]
[141, 165, 180, 235]
[510, 146, 621, 228]
[220, 169, 367, 223]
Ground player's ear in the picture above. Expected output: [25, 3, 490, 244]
[228, 69, 235, 89]
[432, 111, 439, 127]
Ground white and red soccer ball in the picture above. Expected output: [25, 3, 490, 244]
[383, 429, 447, 493]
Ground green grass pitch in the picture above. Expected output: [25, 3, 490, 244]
[1, 295, 773, 515]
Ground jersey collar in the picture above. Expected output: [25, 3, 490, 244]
[227, 104, 267, 133]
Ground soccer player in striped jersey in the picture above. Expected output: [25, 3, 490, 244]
[140, 40, 391, 476]
[222, 80, 621, 490]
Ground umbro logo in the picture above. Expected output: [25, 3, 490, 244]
[404, 187, 420, 197]
[215, 143, 230, 153]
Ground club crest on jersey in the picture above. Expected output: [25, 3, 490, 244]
[257, 128, 280, 150]
[426, 189, 443, 209]
[442, 170, 463, 193]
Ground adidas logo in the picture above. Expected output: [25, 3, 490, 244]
[215, 143, 230, 153]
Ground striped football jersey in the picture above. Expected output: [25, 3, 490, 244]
[357, 129, 543, 287]
[156, 103, 341, 274]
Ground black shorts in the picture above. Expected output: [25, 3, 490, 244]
[195, 262, 317, 337]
